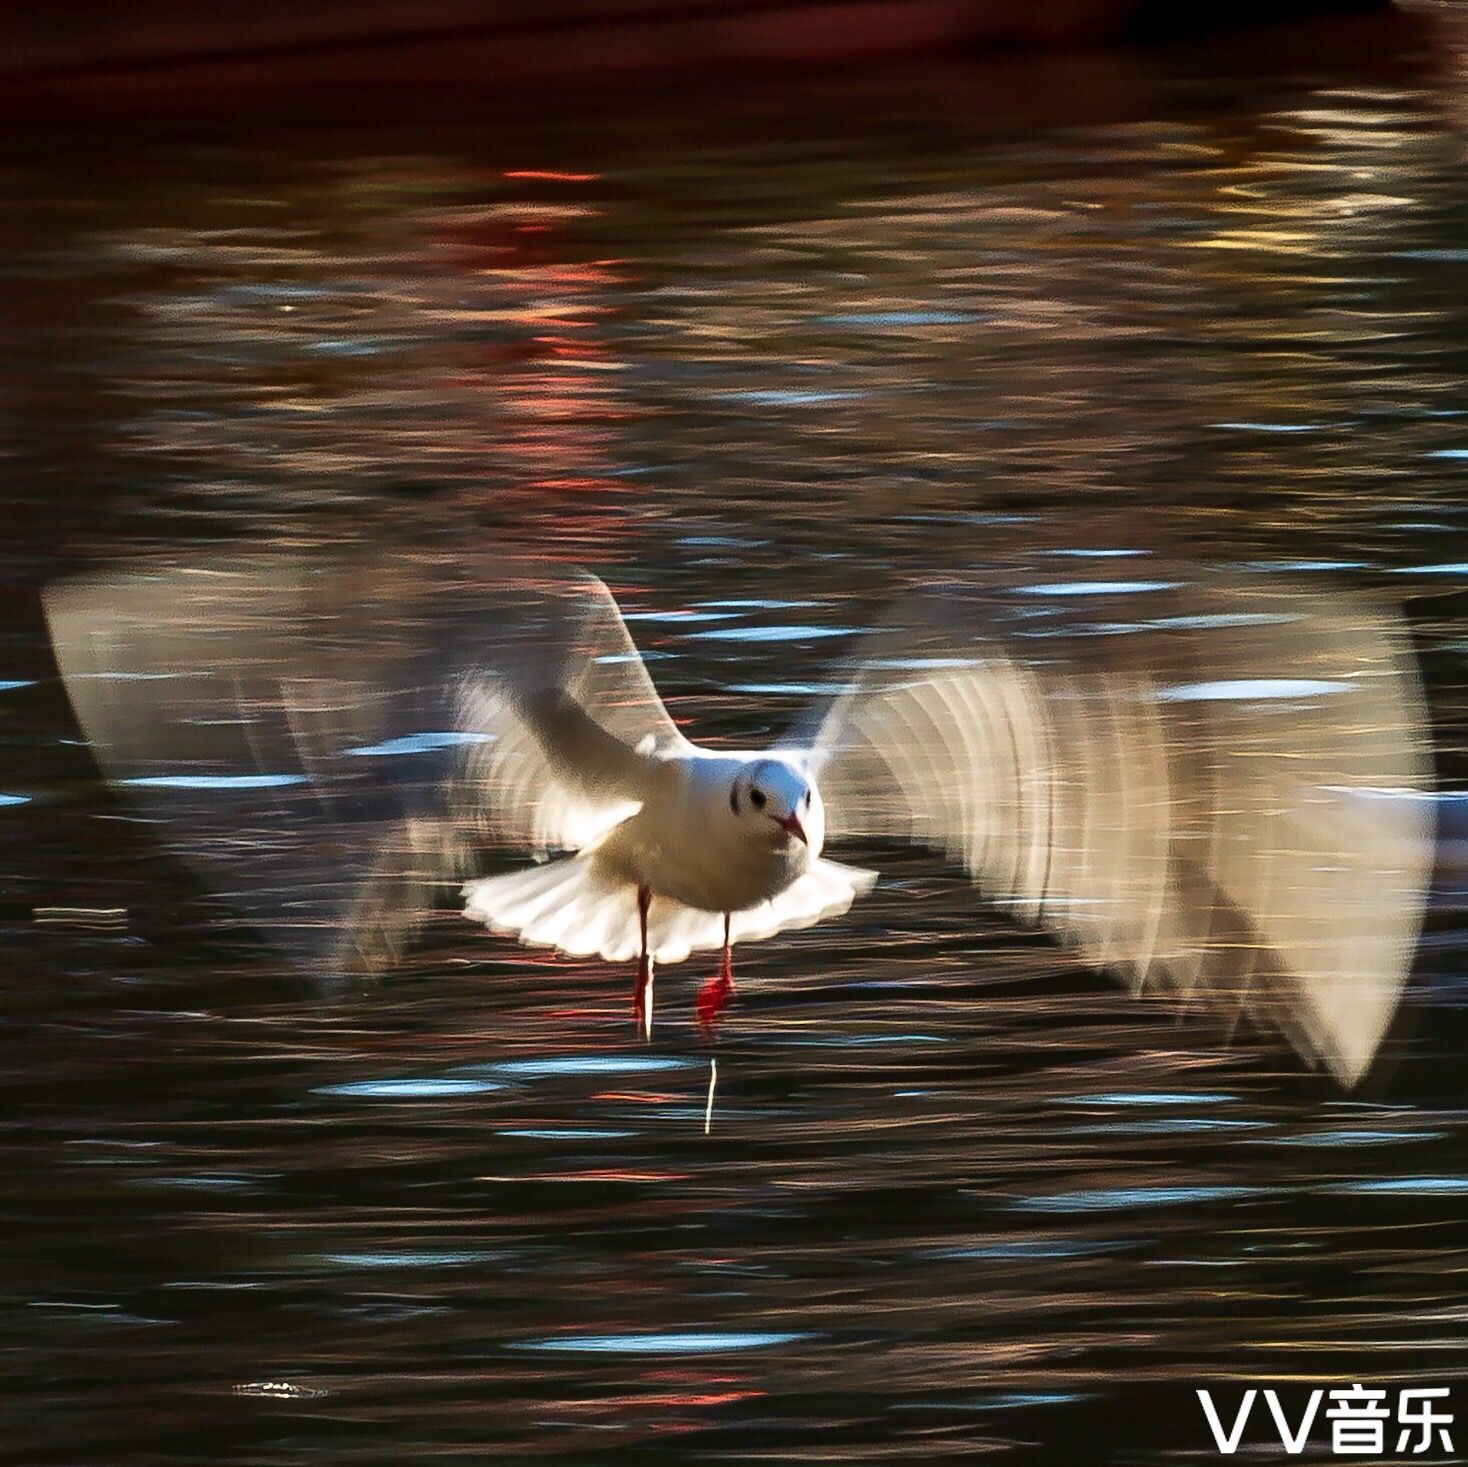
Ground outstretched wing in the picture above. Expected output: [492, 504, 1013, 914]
[44, 539, 686, 974]
[804, 566, 1433, 1086]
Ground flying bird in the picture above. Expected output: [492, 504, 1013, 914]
[42, 539, 1434, 1084]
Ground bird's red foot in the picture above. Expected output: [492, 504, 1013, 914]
[697, 943, 735, 1039]
[696, 972, 734, 1038]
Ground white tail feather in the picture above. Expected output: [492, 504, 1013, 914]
[463, 857, 877, 964]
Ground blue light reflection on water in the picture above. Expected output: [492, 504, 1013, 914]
[1262, 1129, 1443, 1147]
[515, 1330, 811, 1353]
[904, 1391, 1095, 1411]
[923, 1240, 1129, 1259]
[1327, 1177, 1468, 1195]
[344, 732, 494, 756]
[1018, 580, 1181, 597]
[1156, 679, 1352, 702]
[729, 680, 860, 696]
[314, 1077, 504, 1098]
[814, 310, 983, 327]
[321, 1250, 506, 1267]
[496, 1128, 637, 1139]
[687, 623, 873, 643]
[123, 774, 311, 790]
[1011, 1186, 1268, 1213]
[1054, 1092, 1239, 1106]
[723, 389, 866, 406]
[484, 1055, 696, 1077]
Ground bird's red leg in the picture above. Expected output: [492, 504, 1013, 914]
[697, 914, 736, 1038]
[634, 886, 654, 1039]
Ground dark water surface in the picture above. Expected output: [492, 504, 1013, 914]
[3, 19, 1468, 1463]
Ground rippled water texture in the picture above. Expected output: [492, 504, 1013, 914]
[3, 19, 1468, 1463]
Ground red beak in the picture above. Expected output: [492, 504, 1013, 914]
[777, 813, 808, 844]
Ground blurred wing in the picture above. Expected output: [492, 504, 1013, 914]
[462, 579, 691, 856]
[806, 569, 1433, 1086]
[44, 543, 686, 973]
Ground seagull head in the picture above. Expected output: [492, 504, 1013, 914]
[730, 758, 824, 855]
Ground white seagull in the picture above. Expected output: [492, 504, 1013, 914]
[44, 541, 1434, 1084]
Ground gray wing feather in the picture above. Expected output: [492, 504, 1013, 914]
[43, 542, 681, 975]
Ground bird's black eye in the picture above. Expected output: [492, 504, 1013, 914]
[729, 785, 740, 816]
[750, 788, 766, 810]
[804, 791, 812, 807]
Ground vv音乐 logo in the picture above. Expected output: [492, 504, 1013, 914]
[1196, 1385, 1454, 1456]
